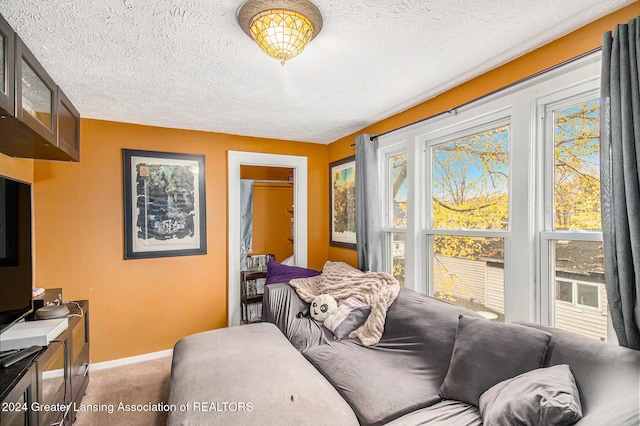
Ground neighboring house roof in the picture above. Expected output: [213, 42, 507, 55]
[555, 240, 604, 283]
[445, 238, 604, 283]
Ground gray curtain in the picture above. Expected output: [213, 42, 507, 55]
[600, 16, 640, 350]
[240, 180, 253, 272]
[355, 134, 382, 272]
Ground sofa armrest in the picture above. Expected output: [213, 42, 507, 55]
[263, 283, 333, 351]
[522, 323, 640, 425]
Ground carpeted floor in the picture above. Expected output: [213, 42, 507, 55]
[73, 356, 172, 426]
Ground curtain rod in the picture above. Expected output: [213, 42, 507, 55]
[350, 46, 602, 145]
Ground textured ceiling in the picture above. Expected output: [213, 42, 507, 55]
[0, 0, 634, 144]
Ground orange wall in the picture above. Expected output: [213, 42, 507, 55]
[0, 153, 33, 184]
[326, 2, 640, 268]
[30, 119, 327, 362]
[250, 182, 294, 262]
[241, 165, 292, 181]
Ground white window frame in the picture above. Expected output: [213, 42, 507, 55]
[537, 86, 608, 339]
[380, 144, 409, 282]
[423, 117, 512, 311]
[378, 52, 603, 325]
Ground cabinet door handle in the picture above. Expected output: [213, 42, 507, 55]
[81, 362, 90, 377]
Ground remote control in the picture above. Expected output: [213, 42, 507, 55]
[0, 345, 43, 368]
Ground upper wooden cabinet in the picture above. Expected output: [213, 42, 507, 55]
[15, 36, 57, 146]
[0, 13, 15, 117]
[57, 86, 80, 160]
[0, 13, 80, 162]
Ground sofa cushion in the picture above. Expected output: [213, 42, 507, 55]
[303, 287, 481, 426]
[439, 315, 551, 407]
[479, 364, 582, 426]
[385, 400, 482, 426]
[265, 259, 320, 285]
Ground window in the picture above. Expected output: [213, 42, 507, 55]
[427, 123, 509, 320]
[383, 150, 407, 285]
[431, 125, 509, 231]
[555, 279, 573, 303]
[378, 53, 609, 340]
[556, 279, 603, 310]
[542, 95, 608, 341]
[577, 283, 599, 308]
[390, 152, 407, 228]
[551, 99, 601, 231]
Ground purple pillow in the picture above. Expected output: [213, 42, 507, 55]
[265, 259, 320, 285]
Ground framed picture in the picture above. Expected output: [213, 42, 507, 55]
[329, 155, 357, 249]
[123, 149, 207, 259]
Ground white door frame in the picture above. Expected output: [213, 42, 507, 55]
[227, 151, 308, 326]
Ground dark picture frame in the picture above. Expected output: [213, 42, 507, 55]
[329, 155, 357, 249]
[123, 149, 207, 259]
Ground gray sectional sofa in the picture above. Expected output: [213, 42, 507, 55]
[167, 283, 640, 425]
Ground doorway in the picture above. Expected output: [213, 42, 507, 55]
[241, 165, 295, 264]
[228, 151, 308, 326]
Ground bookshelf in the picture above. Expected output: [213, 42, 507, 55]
[240, 254, 274, 324]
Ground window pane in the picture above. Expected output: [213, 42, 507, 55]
[555, 280, 573, 303]
[388, 232, 405, 286]
[577, 283, 599, 308]
[431, 235, 504, 321]
[553, 240, 607, 341]
[390, 153, 407, 227]
[553, 99, 600, 230]
[431, 125, 509, 230]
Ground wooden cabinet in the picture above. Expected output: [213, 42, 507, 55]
[35, 300, 89, 426]
[0, 12, 80, 162]
[0, 362, 37, 426]
[0, 300, 90, 426]
[15, 37, 57, 147]
[67, 301, 89, 424]
[0, 13, 15, 118]
[56, 89, 80, 161]
[36, 340, 66, 426]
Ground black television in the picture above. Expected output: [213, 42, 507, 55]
[0, 175, 33, 334]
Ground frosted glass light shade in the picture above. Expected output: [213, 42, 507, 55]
[250, 10, 313, 65]
[238, 0, 323, 66]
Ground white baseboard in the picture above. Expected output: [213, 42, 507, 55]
[90, 349, 173, 371]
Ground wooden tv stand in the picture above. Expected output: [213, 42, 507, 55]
[0, 300, 90, 425]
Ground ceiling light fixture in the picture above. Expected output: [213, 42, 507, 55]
[237, 0, 323, 66]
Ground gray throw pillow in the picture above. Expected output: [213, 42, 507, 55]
[439, 315, 552, 407]
[323, 296, 371, 340]
[479, 364, 582, 426]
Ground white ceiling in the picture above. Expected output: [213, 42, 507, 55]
[0, 0, 634, 144]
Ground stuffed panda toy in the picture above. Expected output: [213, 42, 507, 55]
[310, 294, 338, 322]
